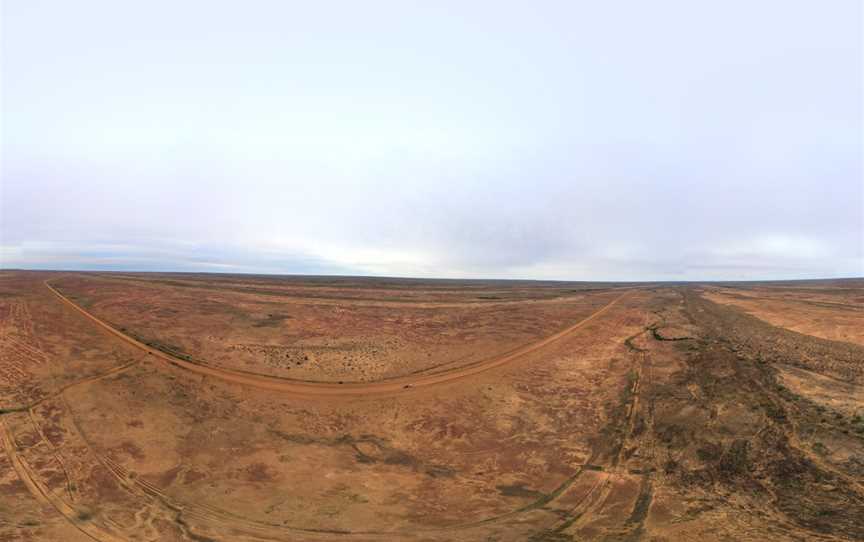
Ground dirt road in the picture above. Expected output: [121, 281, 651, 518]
[45, 279, 627, 397]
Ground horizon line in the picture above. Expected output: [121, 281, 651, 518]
[2, 267, 862, 285]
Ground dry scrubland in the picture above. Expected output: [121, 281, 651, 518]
[1, 270, 863, 541]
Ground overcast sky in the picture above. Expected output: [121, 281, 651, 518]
[1, 1, 862, 280]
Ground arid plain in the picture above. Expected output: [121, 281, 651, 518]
[1, 271, 863, 541]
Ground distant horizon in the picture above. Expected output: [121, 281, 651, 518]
[3, 266, 862, 285]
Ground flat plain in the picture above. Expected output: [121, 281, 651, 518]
[1, 270, 863, 541]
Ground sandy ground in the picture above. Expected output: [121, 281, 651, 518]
[701, 281, 864, 346]
[1, 271, 863, 541]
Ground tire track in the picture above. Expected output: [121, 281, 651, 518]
[1, 416, 128, 542]
[46, 279, 628, 398]
[1, 359, 141, 415]
[28, 278, 644, 539]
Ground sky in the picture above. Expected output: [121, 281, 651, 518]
[1, 1, 862, 281]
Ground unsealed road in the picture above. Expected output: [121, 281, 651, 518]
[45, 280, 627, 398]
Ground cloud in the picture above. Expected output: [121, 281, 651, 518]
[1, 1, 862, 280]
[710, 235, 831, 260]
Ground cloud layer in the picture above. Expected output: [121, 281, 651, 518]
[2, 1, 862, 280]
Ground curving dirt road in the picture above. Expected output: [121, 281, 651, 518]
[44, 280, 627, 397]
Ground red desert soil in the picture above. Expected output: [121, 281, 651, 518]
[701, 281, 864, 346]
[47, 274, 623, 383]
[2, 270, 863, 542]
[45, 278, 627, 396]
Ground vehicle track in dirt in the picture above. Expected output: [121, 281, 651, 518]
[45, 279, 629, 398]
[37, 392, 629, 541]
[1, 416, 128, 542]
[0, 276, 637, 541]
[0, 359, 141, 415]
[14, 279, 636, 540]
